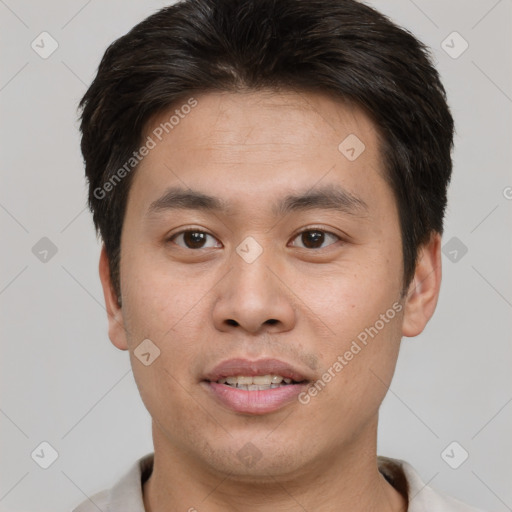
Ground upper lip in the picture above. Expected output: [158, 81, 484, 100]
[203, 358, 311, 383]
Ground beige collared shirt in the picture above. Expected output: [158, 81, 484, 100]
[72, 453, 486, 512]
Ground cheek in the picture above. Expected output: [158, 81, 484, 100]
[287, 247, 402, 341]
[122, 267, 212, 426]
[290, 246, 404, 412]
[308, 310, 403, 431]
[119, 256, 215, 416]
[130, 351, 210, 446]
[120, 248, 212, 340]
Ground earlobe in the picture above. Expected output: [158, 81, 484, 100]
[401, 233, 442, 338]
[99, 244, 129, 351]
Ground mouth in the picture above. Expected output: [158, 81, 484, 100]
[209, 374, 308, 391]
[201, 358, 312, 414]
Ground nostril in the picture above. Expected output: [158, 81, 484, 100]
[224, 318, 278, 327]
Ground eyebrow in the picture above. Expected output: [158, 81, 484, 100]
[146, 185, 368, 219]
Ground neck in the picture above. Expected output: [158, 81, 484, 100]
[143, 417, 407, 512]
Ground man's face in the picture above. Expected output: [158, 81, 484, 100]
[106, 90, 411, 476]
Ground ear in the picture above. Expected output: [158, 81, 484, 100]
[402, 232, 442, 337]
[99, 244, 129, 350]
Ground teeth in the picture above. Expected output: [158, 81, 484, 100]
[217, 374, 295, 387]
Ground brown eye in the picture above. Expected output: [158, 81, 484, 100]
[171, 230, 220, 249]
[291, 229, 339, 249]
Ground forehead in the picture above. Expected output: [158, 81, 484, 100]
[144, 89, 378, 157]
[128, 89, 389, 218]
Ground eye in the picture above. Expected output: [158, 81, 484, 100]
[290, 229, 340, 249]
[169, 230, 221, 249]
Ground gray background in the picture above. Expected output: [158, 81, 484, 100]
[1, 1, 511, 511]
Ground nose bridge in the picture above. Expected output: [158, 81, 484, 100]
[212, 237, 295, 333]
[229, 242, 278, 306]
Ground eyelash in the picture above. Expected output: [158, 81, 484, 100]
[167, 227, 342, 250]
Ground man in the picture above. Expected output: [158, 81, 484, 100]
[73, 0, 485, 510]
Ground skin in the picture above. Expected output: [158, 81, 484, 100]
[99, 89, 442, 512]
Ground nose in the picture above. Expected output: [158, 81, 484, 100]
[212, 251, 296, 335]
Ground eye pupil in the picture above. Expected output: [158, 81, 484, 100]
[184, 231, 206, 248]
[302, 230, 324, 249]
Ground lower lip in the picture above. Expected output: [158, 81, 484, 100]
[203, 381, 309, 415]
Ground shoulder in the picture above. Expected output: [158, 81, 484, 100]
[72, 489, 110, 512]
[378, 456, 488, 512]
[71, 452, 154, 512]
